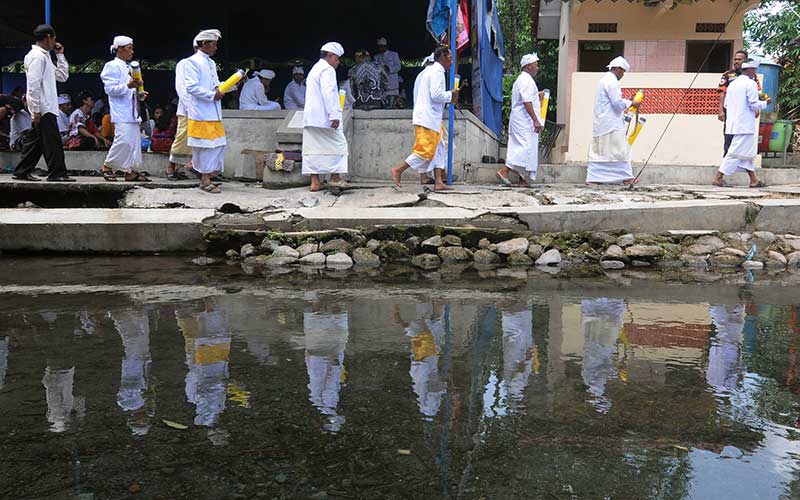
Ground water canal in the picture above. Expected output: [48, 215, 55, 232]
[1, 257, 799, 499]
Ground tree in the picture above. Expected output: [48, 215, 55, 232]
[745, 0, 800, 119]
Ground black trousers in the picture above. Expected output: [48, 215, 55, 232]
[13, 112, 67, 178]
[723, 110, 733, 156]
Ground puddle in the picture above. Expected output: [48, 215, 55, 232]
[1, 257, 799, 499]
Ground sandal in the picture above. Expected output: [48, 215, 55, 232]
[749, 181, 767, 188]
[711, 180, 729, 188]
[101, 168, 117, 182]
[125, 173, 151, 182]
[176, 171, 190, 180]
[199, 183, 221, 194]
[166, 172, 179, 181]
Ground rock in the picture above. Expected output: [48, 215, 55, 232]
[326, 253, 354, 269]
[299, 196, 319, 208]
[260, 238, 281, 252]
[742, 260, 764, 270]
[298, 253, 326, 266]
[625, 245, 665, 259]
[601, 260, 625, 270]
[353, 247, 381, 267]
[488, 244, 499, 253]
[722, 247, 746, 257]
[616, 234, 635, 247]
[17, 201, 41, 208]
[225, 249, 239, 260]
[265, 256, 298, 267]
[473, 249, 501, 266]
[443, 234, 463, 247]
[478, 238, 491, 250]
[507, 253, 533, 267]
[537, 235, 555, 248]
[686, 244, 717, 256]
[720, 446, 744, 459]
[240, 243, 256, 258]
[522, 244, 541, 261]
[404, 236, 421, 252]
[591, 232, 617, 245]
[192, 256, 217, 266]
[753, 231, 776, 244]
[437, 246, 471, 263]
[496, 238, 530, 256]
[535, 249, 562, 266]
[709, 252, 744, 268]
[602, 245, 626, 261]
[296, 242, 319, 257]
[680, 254, 709, 267]
[694, 235, 726, 250]
[421, 235, 444, 251]
[377, 241, 411, 262]
[631, 260, 651, 267]
[321, 238, 352, 255]
[766, 251, 787, 269]
[272, 245, 300, 259]
[274, 473, 288, 484]
[366, 239, 381, 251]
[787, 251, 800, 268]
[411, 253, 441, 270]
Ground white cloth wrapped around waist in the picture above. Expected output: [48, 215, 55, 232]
[302, 126, 348, 156]
[588, 129, 630, 163]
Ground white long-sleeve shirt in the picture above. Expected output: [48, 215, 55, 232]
[284, 80, 306, 110]
[24, 45, 69, 116]
[239, 77, 280, 110]
[724, 75, 767, 136]
[592, 72, 632, 137]
[303, 58, 341, 129]
[101, 58, 140, 124]
[175, 58, 190, 117]
[412, 62, 452, 132]
[184, 51, 222, 122]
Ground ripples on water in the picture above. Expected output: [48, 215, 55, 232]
[0, 258, 799, 499]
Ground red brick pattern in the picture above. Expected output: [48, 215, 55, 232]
[622, 87, 721, 115]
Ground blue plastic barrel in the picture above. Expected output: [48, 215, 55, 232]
[758, 62, 782, 113]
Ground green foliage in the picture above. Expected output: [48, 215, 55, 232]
[745, 0, 800, 119]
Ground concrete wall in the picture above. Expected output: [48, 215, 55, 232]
[222, 109, 288, 176]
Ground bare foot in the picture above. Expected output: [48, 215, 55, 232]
[391, 167, 403, 187]
[434, 183, 453, 191]
[310, 182, 324, 192]
[623, 178, 640, 185]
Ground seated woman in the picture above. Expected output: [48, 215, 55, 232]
[66, 91, 110, 150]
[150, 107, 177, 154]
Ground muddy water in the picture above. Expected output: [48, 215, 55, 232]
[1, 257, 799, 500]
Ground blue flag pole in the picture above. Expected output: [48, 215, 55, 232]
[446, 0, 457, 185]
[45, 0, 51, 25]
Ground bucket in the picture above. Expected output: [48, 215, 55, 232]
[769, 120, 793, 152]
[758, 122, 774, 153]
[758, 62, 782, 114]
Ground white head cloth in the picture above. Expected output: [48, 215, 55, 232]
[422, 53, 435, 65]
[741, 59, 760, 69]
[607, 56, 631, 72]
[321, 42, 344, 57]
[194, 29, 222, 44]
[57, 94, 71, 105]
[110, 35, 133, 54]
[254, 69, 275, 79]
[520, 53, 539, 68]
[377, 37, 388, 46]
[292, 66, 305, 75]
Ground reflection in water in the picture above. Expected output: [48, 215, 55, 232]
[112, 310, 153, 436]
[74, 311, 96, 337]
[707, 304, 745, 393]
[581, 298, 624, 414]
[501, 307, 535, 412]
[42, 366, 83, 433]
[0, 336, 8, 389]
[304, 311, 349, 433]
[405, 304, 446, 421]
[180, 302, 231, 436]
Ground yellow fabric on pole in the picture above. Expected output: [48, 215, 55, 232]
[412, 126, 441, 162]
[188, 119, 226, 140]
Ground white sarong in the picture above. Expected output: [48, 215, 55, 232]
[586, 129, 632, 184]
[192, 145, 225, 174]
[302, 126, 348, 175]
[719, 134, 756, 176]
[506, 126, 539, 179]
[104, 122, 142, 172]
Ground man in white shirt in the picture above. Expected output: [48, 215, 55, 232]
[713, 59, 769, 188]
[13, 24, 74, 182]
[585, 57, 639, 185]
[390, 46, 459, 191]
[239, 69, 280, 111]
[57, 94, 72, 144]
[185, 29, 226, 194]
[166, 44, 196, 180]
[302, 42, 349, 192]
[284, 66, 306, 110]
[100, 36, 149, 182]
[374, 37, 402, 108]
[497, 54, 543, 187]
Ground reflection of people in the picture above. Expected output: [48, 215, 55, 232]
[304, 311, 349, 432]
[707, 304, 745, 392]
[112, 309, 152, 435]
[581, 298, 624, 414]
[42, 366, 78, 433]
[181, 303, 231, 429]
[0, 336, 8, 389]
[501, 308, 534, 409]
[402, 303, 446, 420]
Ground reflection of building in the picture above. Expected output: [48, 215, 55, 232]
[180, 306, 231, 428]
[406, 304, 446, 421]
[304, 312, 349, 433]
[112, 310, 153, 435]
[581, 299, 624, 414]
[707, 304, 745, 392]
[0, 336, 8, 389]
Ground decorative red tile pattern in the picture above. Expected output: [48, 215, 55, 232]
[622, 88, 720, 115]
